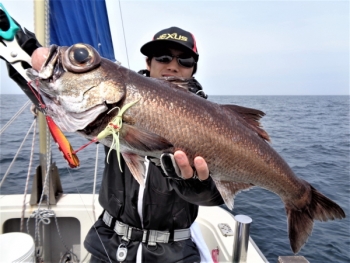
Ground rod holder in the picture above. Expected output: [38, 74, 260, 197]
[232, 215, 252, 263]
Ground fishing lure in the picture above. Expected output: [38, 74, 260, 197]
[46, 116, 80, 168]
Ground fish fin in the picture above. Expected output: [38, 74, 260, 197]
[287, 184, 346, 253]
[222, 104, 270, 142]
[213, 179, 254, 210]
[121, 124, 173, 152]
[122, 153, 145, 187]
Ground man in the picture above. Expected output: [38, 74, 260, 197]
[83, 27, 224, 263]
[4, 22, 224, 262]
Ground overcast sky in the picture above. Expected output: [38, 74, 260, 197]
[1, 0, 349, 95]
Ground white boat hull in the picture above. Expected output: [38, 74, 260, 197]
[0, 194, 267, 262]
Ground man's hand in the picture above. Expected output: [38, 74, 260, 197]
[160, 150, 209, 181]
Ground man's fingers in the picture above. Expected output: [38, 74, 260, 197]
[31, 47, 49, 71]
[194, 157, 209, 181]
[174, 151, 193, 179]
[174, 151, 210, 180]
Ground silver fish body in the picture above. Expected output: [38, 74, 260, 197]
[27, 43, 345, 254]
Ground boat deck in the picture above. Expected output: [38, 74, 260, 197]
[0, 194, 267, 262]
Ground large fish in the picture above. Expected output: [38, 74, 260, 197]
[27, 43, 345, 253]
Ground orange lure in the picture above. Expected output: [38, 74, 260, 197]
[46, 116, 80, 168]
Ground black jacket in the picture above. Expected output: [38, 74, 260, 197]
[84, 146, 223, 262]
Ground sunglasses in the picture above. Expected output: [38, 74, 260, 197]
[154, 54, 196, 68]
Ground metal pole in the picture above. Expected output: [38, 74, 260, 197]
[232, 215, 252, 263]
[34, 0, 49, 200]
[33, 2, 48, 259]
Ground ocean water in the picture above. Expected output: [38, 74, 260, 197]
[0, 94, 349, 263]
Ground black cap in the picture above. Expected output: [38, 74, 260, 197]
[140, 27, 199, 62]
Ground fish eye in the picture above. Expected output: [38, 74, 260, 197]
[73, 47, 90, 63]
[64, 43, 101, 73]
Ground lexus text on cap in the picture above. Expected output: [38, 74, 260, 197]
[140, 26, 199, 62]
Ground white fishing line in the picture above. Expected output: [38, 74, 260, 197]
[0, 100, 31, 135]
[92, 142, 99, 222]
[0, 118, 36, 188]
[21, 118, 37, 232]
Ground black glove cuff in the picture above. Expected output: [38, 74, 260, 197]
[16, 28, 42, 55]
[160, 153, 183, 180]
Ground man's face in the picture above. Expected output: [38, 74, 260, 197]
[147, 48, 194, 79]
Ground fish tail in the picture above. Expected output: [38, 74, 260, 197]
[287, 185, 345, 254]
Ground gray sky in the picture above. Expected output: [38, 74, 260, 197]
[1, 0, 349, 95]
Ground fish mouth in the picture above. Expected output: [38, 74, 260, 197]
[26, 45, 65, 100]
[38, 44, 64, 82]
